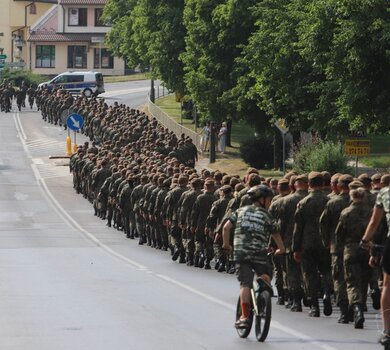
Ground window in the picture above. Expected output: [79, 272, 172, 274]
[94, 48, 114, 69]
[95, 8, 108, 26]
[36, 45, 55, 68]
[67, 46, 87, 68]
[68, 8, 87, 26]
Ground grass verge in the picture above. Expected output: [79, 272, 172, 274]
[359, 155, 390, 169]
[155, 95, 281, 177]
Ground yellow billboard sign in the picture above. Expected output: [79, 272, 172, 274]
[344, 139, 370, 156]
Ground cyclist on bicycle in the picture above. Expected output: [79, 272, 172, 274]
[362, 182, 390, 346]
[222, 184, 285, 329]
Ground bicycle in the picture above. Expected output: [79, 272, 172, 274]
[235, 275, 274, 342]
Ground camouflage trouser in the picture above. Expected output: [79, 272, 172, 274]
[301, 247, 332, 302]
[213, 234, 223, 261]
[273, 254, 287, 291]
[183, 228, 195, 259]
[129, 211, 136, 234]
[169, 224, 183, 251]
[331, 253, 348, 305]
[195, 230, 214, 261]
[286, 252, 302, 292]
[156, 221, 168, 247]
[344, 246, 370, 305]
[135, 212, 145, 238]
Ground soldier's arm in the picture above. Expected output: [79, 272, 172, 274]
[292, 203, 304, 252]
[319, 204, 331, 249]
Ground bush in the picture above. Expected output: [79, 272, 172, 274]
[293, 138, 351, 174]
[239, 136, 275, 169]
[1, 68, 46, 87]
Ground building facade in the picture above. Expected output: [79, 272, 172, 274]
[0, 0, 57, 66]
[28, 0, 125, 76]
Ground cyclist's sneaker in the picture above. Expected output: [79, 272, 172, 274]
[235, 318, 250, 329]
[379, 331, 390, 346]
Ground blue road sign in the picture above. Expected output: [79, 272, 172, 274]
[66, 114, 84, 131]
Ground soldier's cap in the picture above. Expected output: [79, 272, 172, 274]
[338, 174, 354, 184]
[321, 171, 331, 182]
[220, 185, 233, 194]
[204, 179, 215, 187]
[278, 178, 290, 185]
[348, 180, 364, 189]
[358, 173, 372, 183]
[163, 179, 171, 188]
[295, 174, 308, 183]
[371, 173, 382, 182]
[381, 174, 390, 186]
[284, 170, 298, 180]
[308, 171, 323, 181]
[191, 178, 203, 187]
[331, 173, 342, 183]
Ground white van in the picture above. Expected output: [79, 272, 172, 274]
[38, 71, 105, 97]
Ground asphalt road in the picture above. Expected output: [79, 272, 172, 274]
[0, 81, 383, 349]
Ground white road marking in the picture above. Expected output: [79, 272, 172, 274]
[13, 112, 338, 350]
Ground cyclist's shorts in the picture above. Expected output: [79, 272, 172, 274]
[382, 237, 390, 275]
[236, 261, 273, 288]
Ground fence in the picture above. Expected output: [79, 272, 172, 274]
[147, 96, 202, 150]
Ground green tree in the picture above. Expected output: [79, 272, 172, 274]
[103, 0, 186, 93]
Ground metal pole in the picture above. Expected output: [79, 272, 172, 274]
[99, 41, 101, 70]
[355, 156, 358, 177]
[150, 78, 155, 103]
[194, 105, 197, 133]
[209, 122, 216, 163]
[180, 101, 183, 125]
[282, 132, 286, 175]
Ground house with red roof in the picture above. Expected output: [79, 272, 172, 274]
[28, 0, 125, 75]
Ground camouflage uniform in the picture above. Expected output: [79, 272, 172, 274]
[191, 191, 217, 268]
[179, 187, 202, 265]
[206, 190, 234, 272]
[229, 205, 278, 288]
[292, 188, 332, 316]
[278, 188, 308, 310]
[320, 192, 351, 307]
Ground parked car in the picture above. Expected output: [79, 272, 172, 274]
[38, 71, 105, 97]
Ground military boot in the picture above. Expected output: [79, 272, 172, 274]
[323, 291, 333, 316]
[172, 248, 181, 261]
[204, 260, 211, 270]
[214, 260, 220, 270]
[285, 290, 293, 309]
[370, 283, 381, 310]
[276, 288, 285, 305]
[353, 304, 364, 329]
[179, 252, 186, 264]
[217, 262, 226, 272]
[194, 256, 200, 268]
[338, 301, 349, 324]
[198, 255, 205, 269]
[290, 290, 302, 312]
[308, 299, 320, 317]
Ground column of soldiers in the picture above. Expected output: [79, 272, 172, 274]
[0, 80, 36, 113]
[34, 89, 389, 331]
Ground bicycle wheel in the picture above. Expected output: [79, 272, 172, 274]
[235, 297, 253, 338]
[255, 290, 272, 342]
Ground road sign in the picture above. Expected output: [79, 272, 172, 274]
[274, 119, 289, 134]
[344, 139, 370, 156]
[5, 62, 25, 68]
[66, 114, 84, 131]
[0, 54, 7, 59]
[91, 36, 104, 44]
